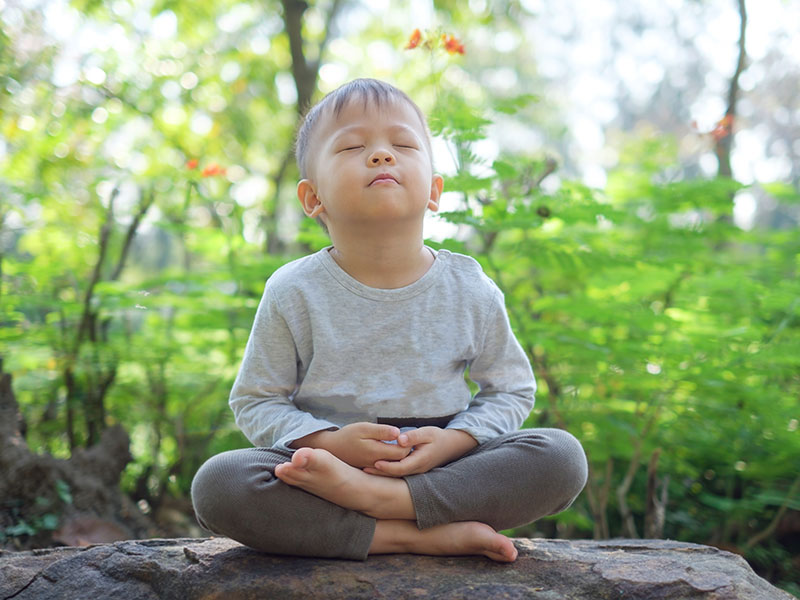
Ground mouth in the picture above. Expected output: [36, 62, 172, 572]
[369, 173, 398, 185]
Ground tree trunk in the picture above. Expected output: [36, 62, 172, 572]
[644, 448, 668, 539]
[265, 0, 346, 255]
[714, 0, 747, 178]
[0, 358, 154, 550]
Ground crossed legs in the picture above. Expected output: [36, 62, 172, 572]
[191, 428, 587, 561]
[274, 447, 518, 561]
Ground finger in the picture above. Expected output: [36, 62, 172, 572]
[364, 467, 405, 477]
[362, 467, 404, 478]
[372, 454, 426, 477]
[397, 427, 435, 448]
[366, 441, 411, 461]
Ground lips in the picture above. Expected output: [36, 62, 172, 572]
[369, 173, 398, 185]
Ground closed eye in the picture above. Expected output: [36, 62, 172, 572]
[339, 146, 363, 152]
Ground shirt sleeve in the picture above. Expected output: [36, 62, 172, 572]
[229, 284, 339, 450]
[446, 287, 536, 443]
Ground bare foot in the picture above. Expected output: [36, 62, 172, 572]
[274, 447, 415, 520]
[370, 520, 518, 563]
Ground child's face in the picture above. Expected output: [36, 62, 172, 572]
[298, 97, 442, 232]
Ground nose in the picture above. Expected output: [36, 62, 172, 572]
[368, 148, 396, 166]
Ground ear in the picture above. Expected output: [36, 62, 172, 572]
[427, 174, 444, 212]
[298, 179, 325, 218]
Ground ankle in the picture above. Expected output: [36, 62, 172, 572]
[360, 476, 415, 520]
[370, 520, 417, 554]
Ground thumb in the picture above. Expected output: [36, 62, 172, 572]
[397, 427, 428, 447]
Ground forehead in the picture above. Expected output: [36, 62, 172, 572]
[315, 95, 428, 142]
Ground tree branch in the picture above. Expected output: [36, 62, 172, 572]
[616, 440, 642, 538]
[313, 0, 344, 77]
[110, 187, 155, 281]
[744, 474, 800, 551]
[616, 399, 666, 538]
[530, 352, 567, 429]
[74, 186, 118, 354]
[586, 457, 613, 539]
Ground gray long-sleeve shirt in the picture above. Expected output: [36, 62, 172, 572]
[229, 247, 536, 450]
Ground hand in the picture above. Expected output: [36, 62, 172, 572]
[289, 422, 412, 469]
[363, 427, 478, 477]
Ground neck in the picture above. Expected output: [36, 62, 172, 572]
[327, 226, 433, 289]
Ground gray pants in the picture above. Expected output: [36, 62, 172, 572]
[191, 428, 587, 560]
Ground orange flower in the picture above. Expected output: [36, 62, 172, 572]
[201, 163, 226, 177]
[710, 114, 733, 142]
[405, 28, 465, 55]
[406, 28, 422, 50]
[442, 33, 465, 55]
[186, 159, 199, 170]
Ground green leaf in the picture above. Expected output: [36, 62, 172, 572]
[56, 479, 73, 505]
[493, 93, 540, 115]
[4, 521, 36, 537]
[761, 182, 800, 203]
[38, 514, 60, 531]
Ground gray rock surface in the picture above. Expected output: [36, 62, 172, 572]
[0, 537, 794, 600]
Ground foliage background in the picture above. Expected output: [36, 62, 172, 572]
[1, 0, 798, 593]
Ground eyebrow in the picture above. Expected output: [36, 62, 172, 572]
[331, 124, 421, 142]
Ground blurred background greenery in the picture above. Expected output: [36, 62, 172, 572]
[1, 0, 798, 593]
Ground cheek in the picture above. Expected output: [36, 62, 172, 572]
[414, 165, 435, 189]
[330, 157, 360, 178]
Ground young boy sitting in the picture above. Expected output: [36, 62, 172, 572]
[191, 78, 587, 562]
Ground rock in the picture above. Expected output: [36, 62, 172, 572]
[0, 537, 794, 599]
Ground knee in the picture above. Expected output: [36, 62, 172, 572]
[191, 452, 234, 531]
[556, 428, 588, 480]
[542, 428, 588, 508]
[515, 428, 588, 507]
[191, 450, 272, 533]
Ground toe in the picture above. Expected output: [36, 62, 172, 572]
[291, 449, 312, 468]
[501, 540, 518, 562]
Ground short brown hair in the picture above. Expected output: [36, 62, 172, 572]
[294, 78, 432, 180]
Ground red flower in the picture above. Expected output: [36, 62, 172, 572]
[201, 163, 226, 177]
[442, 33, 465, 55]
[406, 28, 421, 50]
[186, 159, 199, 170]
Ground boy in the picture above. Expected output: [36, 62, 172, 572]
[191, 78, 587, 562]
